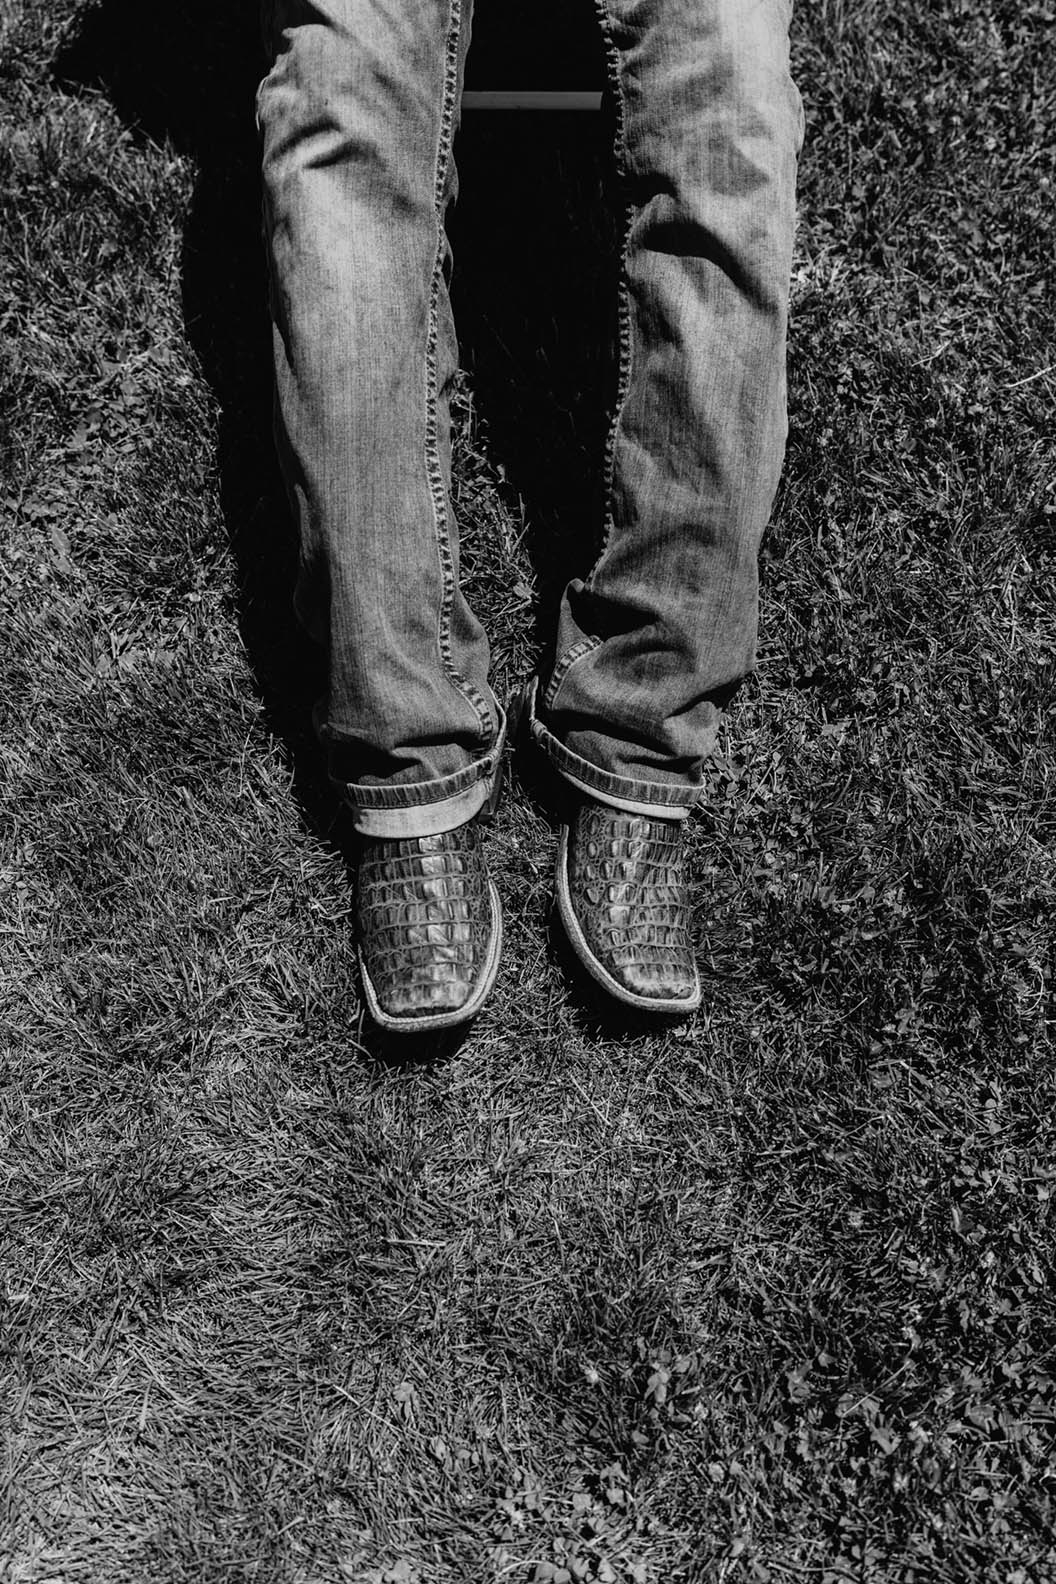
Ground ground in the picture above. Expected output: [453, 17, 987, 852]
[1, 2, 1054, 1580]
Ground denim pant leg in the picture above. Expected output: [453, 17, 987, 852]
[531, 0, 804, 818]
[258, 0, 503, 839]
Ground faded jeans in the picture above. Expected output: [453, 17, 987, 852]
[257, 0, 803, 837]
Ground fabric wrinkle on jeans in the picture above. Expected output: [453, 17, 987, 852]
[258, 0, 802, 832]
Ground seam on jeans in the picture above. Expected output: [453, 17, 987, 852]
[543, 635, 600, 714]
[424, 0, 493, 745]
[338, 757, 492, 809]
[334, 699, 506, 806]
[531, 709, 698, 812]
[590, 0, 634, 590]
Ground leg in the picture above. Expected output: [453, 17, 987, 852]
[258, 0, 502, 840]
[538, 0, 803, 1009]
[258, 0, 503, 1029]
[533, 0, 803, 812]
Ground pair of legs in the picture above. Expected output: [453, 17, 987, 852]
[257, 0, 802, 1026]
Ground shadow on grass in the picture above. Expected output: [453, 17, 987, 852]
[52, 0, 613, 836]
[358, 1018, 477, 1073]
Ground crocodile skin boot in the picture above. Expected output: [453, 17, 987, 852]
[356, 819, 502, 1032]
[556, 799, 701, 1013]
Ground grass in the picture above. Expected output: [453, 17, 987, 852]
[1, 0, 1054, 1580]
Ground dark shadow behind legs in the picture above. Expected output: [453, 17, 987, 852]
[451, 102, 615, 675]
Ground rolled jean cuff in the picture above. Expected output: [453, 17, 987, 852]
[527, 684, 695, 819]
[339, 704, 506, 838]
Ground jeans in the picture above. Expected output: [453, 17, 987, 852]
[258, 0, 803, 837]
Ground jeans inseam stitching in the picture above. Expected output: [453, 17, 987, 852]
[424, 0, 493, 744]
[589, 0, 634, 592]
[543, 635, 599, 712]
